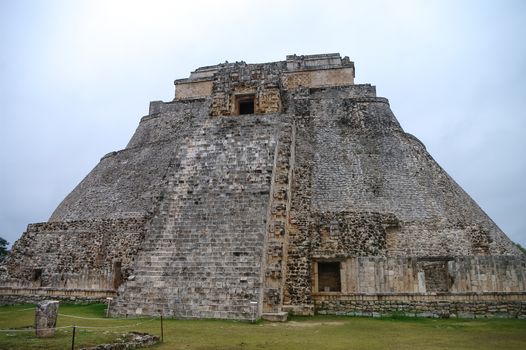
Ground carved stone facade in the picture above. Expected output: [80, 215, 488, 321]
[1, 53, 525, 319]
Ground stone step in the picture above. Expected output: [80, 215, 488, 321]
[261, 312, 288, 322]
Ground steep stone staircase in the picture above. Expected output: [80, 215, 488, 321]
[112, 116, 282, 319]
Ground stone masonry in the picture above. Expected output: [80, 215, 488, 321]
[1, 53, 524, 319]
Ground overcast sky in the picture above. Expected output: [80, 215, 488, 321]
[1, 0, 525, 248]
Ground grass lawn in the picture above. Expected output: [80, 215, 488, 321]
[1, 303, 525, 349]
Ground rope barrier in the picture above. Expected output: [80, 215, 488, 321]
[58, 313, 155, 321]
[0, 307, 35, 314]
[0, 308, 158, 334]
[0, 321, 155, 332]
[58, 313, 119, 321]
[0, 325, 73, 332]
[0, 317, 156, 332]
[75, 318, 156, 329]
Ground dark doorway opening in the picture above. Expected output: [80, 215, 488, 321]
[32, 268, 43, 287]
[112, 261, 123, 289]
[237, 95, 255, 115]
[318, 262, 341, 292]
[32, 268, 42, 282]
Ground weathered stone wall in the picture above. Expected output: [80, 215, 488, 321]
[308, 84, 377, 99]
[174, 80, 213, 99]
[282, 54, 354, 89]
[310, 212, 399, 259]
[314, 293, 526, 319]
[308, 93, 517, 256]
[282, 68, 355, 90]
[0, 289, 114, 306]
[48, 146, 169, 222]
[2, 218, 146, 290]
[174, 64, 218, 99]
[285, 53, 354, 72]
[282, 83, 521, 313]
[50, 99, 209, 222]
[313, 256, 526, 294]
[130, 99, 210, 148]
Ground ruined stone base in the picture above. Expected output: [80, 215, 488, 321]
[261, 311, 288, 322]
[314, 292, 526, 319]
[282, 304, 315, 316]
[79, 332, 159, 350]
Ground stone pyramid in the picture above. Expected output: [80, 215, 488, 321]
[2, 54, 524, 319]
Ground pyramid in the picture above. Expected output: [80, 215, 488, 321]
[1, 54, 524, 319]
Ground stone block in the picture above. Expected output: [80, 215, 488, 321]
[35, 300, 59, 337]
[261, 311, 289, 322]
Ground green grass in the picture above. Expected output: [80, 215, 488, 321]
[1, 303, 525, 349]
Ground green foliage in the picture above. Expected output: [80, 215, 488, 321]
[514, 242, 526, 255]
[0, 304, 525, 349]
[0, 237, 8, 257]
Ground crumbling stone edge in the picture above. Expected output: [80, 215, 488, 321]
[79, 332, 159, 350]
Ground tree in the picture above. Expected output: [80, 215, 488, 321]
[0, 237, 8, 257]
[515, 242, 526, 255]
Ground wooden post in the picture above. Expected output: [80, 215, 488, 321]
[160, 312, 164, 343]
[250, 301, 258, 323]
[106, 297, 113, 318]
[71, 325, 76, 350]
